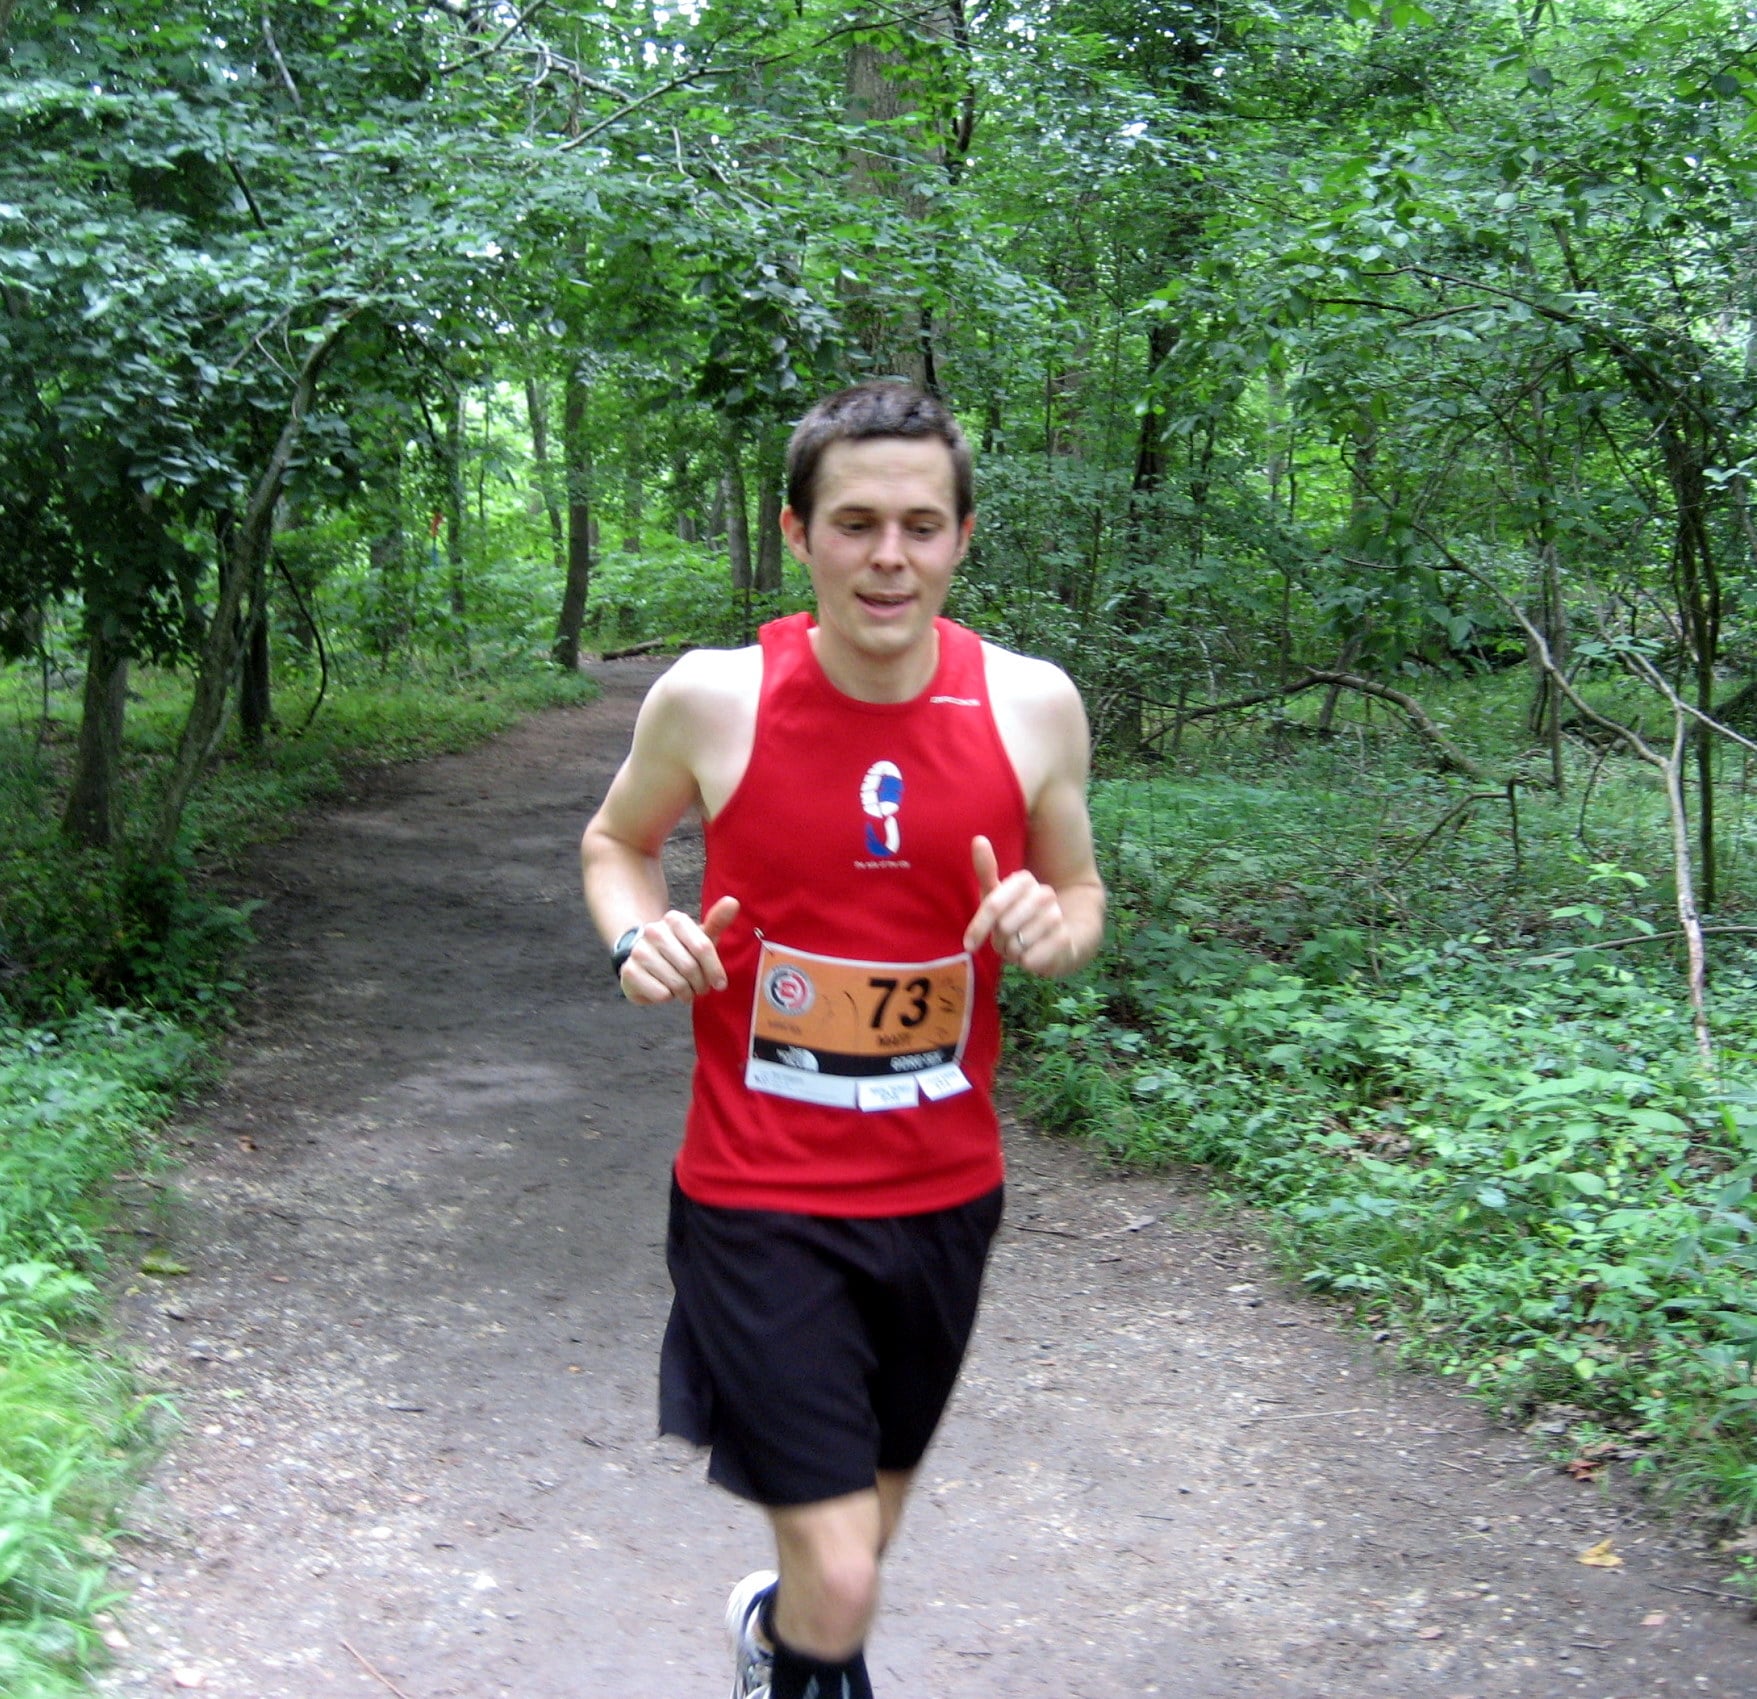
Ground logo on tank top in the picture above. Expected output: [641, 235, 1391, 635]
[860, 759, 905, 858]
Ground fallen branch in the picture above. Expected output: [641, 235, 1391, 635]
[342, 1639, 421, 1699]
[1649, 1581, 1755, 1607]
[1523, 925, 1757, 964]
[1300, 670, 1489, 782]
[601, 637, 665, 660]
[1147, 677, 1323, 727]
[1142, 668, 1488, 782]
[1243, 1406, 1371, 1422]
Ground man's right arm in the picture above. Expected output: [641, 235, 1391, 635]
[581, 659, 740, 1006]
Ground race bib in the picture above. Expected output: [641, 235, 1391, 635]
[745, 939, 974, 1112]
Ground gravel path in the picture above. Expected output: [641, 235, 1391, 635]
[101, 660, 1755, 1698]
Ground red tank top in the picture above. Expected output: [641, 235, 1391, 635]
[677, 613, 1029, 1216]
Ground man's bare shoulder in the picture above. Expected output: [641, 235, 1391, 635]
[979, 640, 1084, 719]
[979, 640, 1091, 808]
[635, 646, 763, 814]
[644, 644, 763, 729]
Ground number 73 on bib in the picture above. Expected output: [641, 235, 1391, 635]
[745, 939, 974, 1112]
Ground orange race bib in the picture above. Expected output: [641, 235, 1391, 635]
[745, 939, 974, 1112]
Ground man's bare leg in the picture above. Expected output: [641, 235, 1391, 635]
[875, 1467, 914, 1554]
[762, 1468, 917, 1673]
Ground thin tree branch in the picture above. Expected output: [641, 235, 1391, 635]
[558, 60, 729, 151]
[554, 6, 953, 151]
[1143, 676, 1327, 728]
[436, 0, 550, 75]
[274, 553, 331, 735]
[1620, 647, 1757, 759]
[1389, 792, 1511, 874]
[1400, 266, 1727, 448]
[261, 12, 302, 109]
[1406, 525, 1668, 767]
[226, 157, 269, 231]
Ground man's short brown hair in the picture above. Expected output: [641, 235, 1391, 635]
[785, 382, 973, 530]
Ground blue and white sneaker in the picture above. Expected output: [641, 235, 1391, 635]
[725, 1569, 778, 1699]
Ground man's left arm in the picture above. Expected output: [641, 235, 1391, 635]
[964, 663, 1106, 978]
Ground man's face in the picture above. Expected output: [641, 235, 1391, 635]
[780, 436, 974, 683]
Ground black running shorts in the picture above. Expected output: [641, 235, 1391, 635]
[658, 1176, 1005, 1508]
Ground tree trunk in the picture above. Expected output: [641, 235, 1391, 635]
[1662, 713, 1715, 1065]
[150, 309, 353, 859]
[843, 34, 943, 382]
[623, 414, 644, 552]
[554, 368, 593, 670]
[724, 428, 752, 593]
[366, 431, 407, 663]
[444, 389, 469, 654]
[675, 450, 701, 542]
[1316, 635, 1362, 732]
[239, 592, 271, 749]
[525, 374, 567, 582]
[755, 421, 785, 592]
[1110, 323, 1177, 755]
[1521, 390, 1568, 793]
[61, 622, 130, 850]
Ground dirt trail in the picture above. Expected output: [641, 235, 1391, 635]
[102, 660, 1754, 1699]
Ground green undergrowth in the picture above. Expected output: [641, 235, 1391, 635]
[0, 1011, 190, 1697]
[1008, 749, 1757, 1568]
[1, 661, 598, 1023]
[0, 655, 596, 1690]
[585, 536, 812, 648]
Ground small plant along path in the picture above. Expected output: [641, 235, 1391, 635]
[103, 661, 1753, 1699]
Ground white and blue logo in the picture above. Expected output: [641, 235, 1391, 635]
[860, 760, 904, 857]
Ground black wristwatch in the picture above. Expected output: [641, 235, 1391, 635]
[611, 925, 643, 980]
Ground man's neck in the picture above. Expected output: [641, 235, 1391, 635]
[808, 624, 941, 704]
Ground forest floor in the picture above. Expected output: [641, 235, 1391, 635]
[98, 658, 1756, 1699]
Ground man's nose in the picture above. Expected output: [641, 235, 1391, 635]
[871, 520, 908, 565]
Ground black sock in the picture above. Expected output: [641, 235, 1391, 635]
[768, 1632, 875, 1699]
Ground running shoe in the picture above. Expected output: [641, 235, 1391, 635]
[725, 1568, 778, 1699]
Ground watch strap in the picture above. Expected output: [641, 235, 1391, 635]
[611, 925, 642, 979]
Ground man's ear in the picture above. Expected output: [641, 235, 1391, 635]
[955, 511, 975, 562]
[780, 505, 811, 564]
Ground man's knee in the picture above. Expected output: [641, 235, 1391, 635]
[770, 1496, 885, 1657]
[791, 1545, 880, 1650]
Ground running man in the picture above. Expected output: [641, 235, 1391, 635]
[581, 381, 1105, 1698]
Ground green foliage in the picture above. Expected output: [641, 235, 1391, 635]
[586, 538, 812, 649]
[0, 1012, 184, 1696]
[0, 1010, 193, 1267]
[0, 656, 597, 1021]
[0, 643, 592, 1690]
[1014, 736, 1757, 1534]
[0, 1336, 157, 1699]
